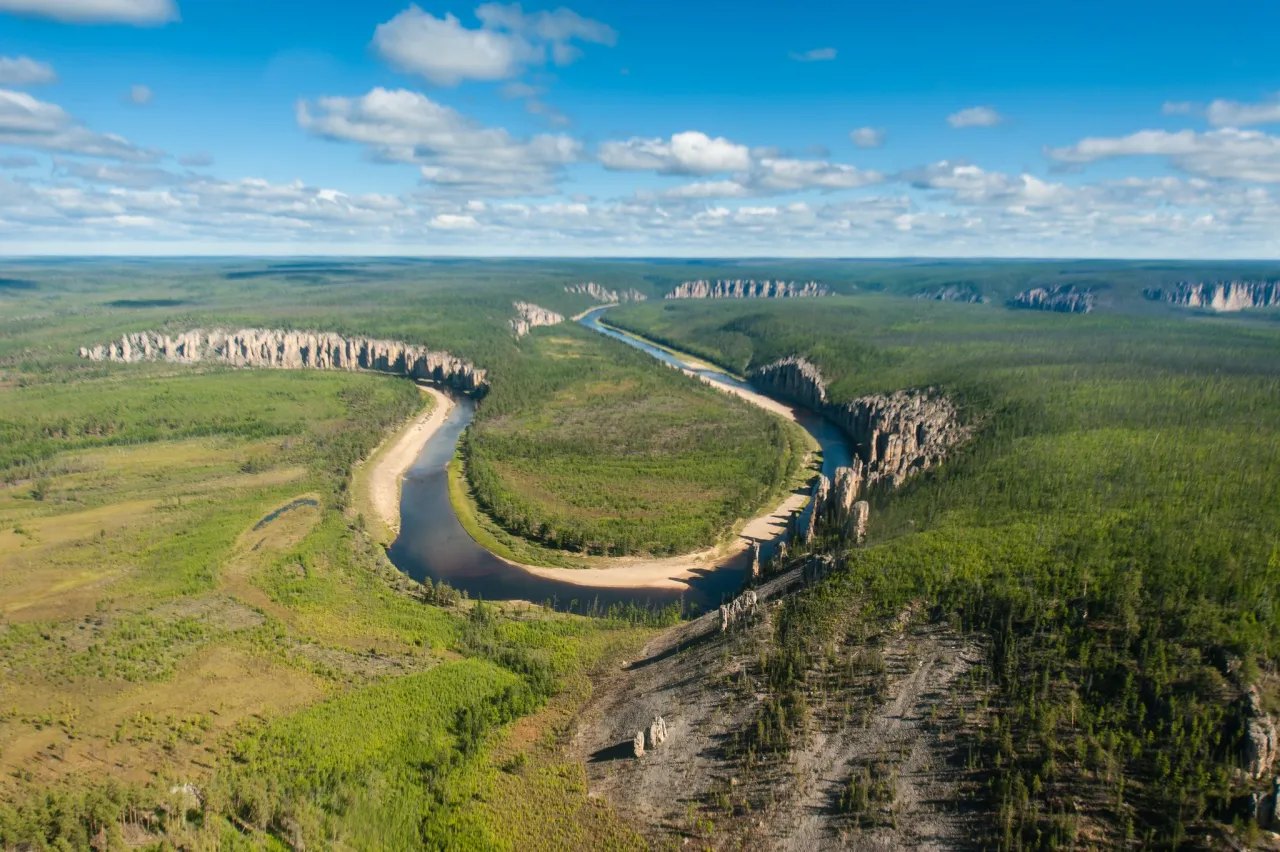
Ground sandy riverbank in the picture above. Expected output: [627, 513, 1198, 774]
[369, 385, 454, 535]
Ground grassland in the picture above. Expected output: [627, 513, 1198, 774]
[610, 293, 1280, 847]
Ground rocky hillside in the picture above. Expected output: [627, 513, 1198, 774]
[1008, 284, 1095, 313]
[564, 282, 647, 303]
[78, 329, 487, 391]
[751, 356, 967, 489]
[666, 279, 830, 299]
[1144, 279, 1280, 312]
[913, 282, 985, 303]
[509, 302, 564, 337]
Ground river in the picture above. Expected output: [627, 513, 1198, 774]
[387, 308, 851, 611]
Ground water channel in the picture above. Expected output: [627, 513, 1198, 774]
[387, 308, 852, 611]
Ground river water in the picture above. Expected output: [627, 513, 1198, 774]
[387, 308, 851, 611]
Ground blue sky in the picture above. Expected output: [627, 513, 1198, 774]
[2, 0, 1280, 256]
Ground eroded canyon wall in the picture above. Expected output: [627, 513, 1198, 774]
[78, 329, 487, 391]
[1144, 280, 1280, 312]
[510, 302, 565, 337]
[751, 356, 966, 489]
[564, 282, 647, 304]
[666, 280, 830, 299]
[1009, 284, 1095, 313]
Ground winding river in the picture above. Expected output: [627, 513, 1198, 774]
[387, 308, 852, 611]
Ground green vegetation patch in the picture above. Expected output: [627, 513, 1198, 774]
[465, 324, 809, 556]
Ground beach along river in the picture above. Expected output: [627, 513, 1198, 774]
[387, 308, 852, 611]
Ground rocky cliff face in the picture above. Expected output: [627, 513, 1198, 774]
[751, 357, 967, 490]
[564, 282, 647, 304]
[914, 283, 984, 304]
[78, 329, 487, 391]
[509, 302, 565, 338]
[749, 356, 828, 409]
[666, 279, 830, 300]
[1144, 280, 1280, 312]
[1009, 284, 1095, 313]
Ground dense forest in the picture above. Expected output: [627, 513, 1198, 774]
[611, 294, 1280, 847]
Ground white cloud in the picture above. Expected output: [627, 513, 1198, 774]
[850, 127, 884, 148]
[0, 89, 160, 161]
[1205, 93, 1280, 128]
[599, 131, 751, 174]
[789, 47, 837, 62]
[906, 161, 1071, 207]
[1047, 127, 1280, 182]
[372, 3, 613, 86]
[429, 213, 480, 229]
[474, 3, 615, 46]
[53, 157, 184, 188]
[297, 87, 581, 196]
[658, 180, 751, 200]
[0, 155, 37, 168]
[127, 84, 153, 106]
[0, 0, 177, 25]
[947, 106, 1003, 128]
[178, 152, 213, 167]
[0, 56, 57, 86]
[752, 157, 882, 192]
[1162, 101, 1196, 116]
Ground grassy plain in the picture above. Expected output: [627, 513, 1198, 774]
[611, 293, 1280, 847]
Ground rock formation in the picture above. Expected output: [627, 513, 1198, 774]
[646, 716, 668, 750]
[1242, 686, 1278, 780]
[632, 731, 645, 758]
[750, 358, 967, 489]
[1144, 280, 1280, 312]
[802, 553, 836, 584]
[77, 329, 487, 391]
[750, 540, 762, 580]
[850, 501, 870, 544]
[831, 464, 865, 518]
[914, 283, 984, 304]
[509, 302, 565, 337]
[750, 356, 827, 409]
[1008, 284, 1095, 313]
[564, 282, 647, 304]
[720, 590, 758, 632]
[666, 280, 830, 300]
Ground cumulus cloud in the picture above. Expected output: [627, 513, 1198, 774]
[53, 157, 185, 188]
[1162, 101, 1196, 116]
[850, 127, 884, 148]
[0, 56, 57, 86]
[752, 157, 882, 192]
[906, 161, 1071, 208]
[127, 84, 153, 106]
[789, 47, 837, 62]
[0, 0, 177, 25]
[0, 89, 160, 161]
[947, 106, 1003, 128]
[1047, 127, 1280, 182]
[599, 131, 751, 174]
[372, 3, 613, 86]
[178, 152, 213, 167]
[1205, 93, 1280, 128]
[297, 87, 581, 195]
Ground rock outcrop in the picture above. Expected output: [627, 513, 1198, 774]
[1144, 280, 1280, 312]
[914, 283, 984, 304]
[750, 356, 827, 409]
[720, 589, 758, 632]
[1242, 686, 1279, 780]
[632, 731, 646, 758]
[849, 501, 870, 543]
[750, 358, 967, 489]
[1008, 284, 1095, 313]
[77, 329, 487, 391]
[646, 716, 668, 750]
[564, 282, 647, 304]
[666, 280, 830, 300]
[509, 302, 564, 337]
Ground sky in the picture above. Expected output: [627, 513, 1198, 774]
[2, 0, 1280, 256]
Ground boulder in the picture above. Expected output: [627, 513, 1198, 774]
[633, 730, 645, 758]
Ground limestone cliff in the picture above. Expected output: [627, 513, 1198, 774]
[1009, 284, 1095, 313]
[666, 279, 830, 300]
[751, 357, 967, 490]
[1144, 280, 1280, 312]
[914, 283, 984, 304]
[77, 329, 487, 391]
[509, 302, 565, 338]
[564, 282, 647, 304]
